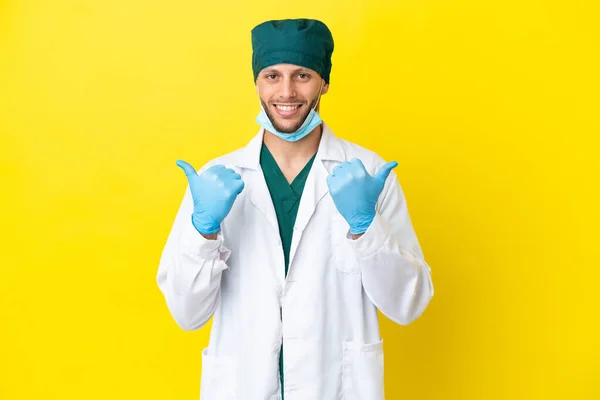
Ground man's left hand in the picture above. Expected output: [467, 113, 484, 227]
[326, 158, 398, 235]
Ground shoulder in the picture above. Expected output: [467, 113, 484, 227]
[335, 137, 391, 176]
[191, 129, 263, 174]
[192, 146, 249, 175]
[331, 136, 405, 204]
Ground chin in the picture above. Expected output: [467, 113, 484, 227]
[274, 125, 301, 134]
[271, 119, 302, 134]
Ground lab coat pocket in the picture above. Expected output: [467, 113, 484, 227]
[200, 348, 237, 400]
[342, 339, 385, 400]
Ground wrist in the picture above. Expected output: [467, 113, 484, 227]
[192, 214, 220, 236]
[348, 212, 375, 235]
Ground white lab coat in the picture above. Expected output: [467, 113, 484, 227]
[157, 122, 434, 400]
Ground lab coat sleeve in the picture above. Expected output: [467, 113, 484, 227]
[348, 169, 434, 325]
[156, 184, 231, 331]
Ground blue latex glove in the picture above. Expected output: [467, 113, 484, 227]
[326, 158, 398, 235]
[176, 160, 245, 235]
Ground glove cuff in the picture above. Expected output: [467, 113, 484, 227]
[348, 213, 375, 235]
[191, 214, 221, 235]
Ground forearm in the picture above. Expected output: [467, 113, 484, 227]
[157, 222, 231, 331]
[350, 213, 433, 325]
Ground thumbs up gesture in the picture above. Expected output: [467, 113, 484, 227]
[176, 160, 245, 235]
[326, 159, 398, 235]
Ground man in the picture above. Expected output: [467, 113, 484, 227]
[157, 18, 434, 400]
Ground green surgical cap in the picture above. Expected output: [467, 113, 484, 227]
[251, 18, 334, 83]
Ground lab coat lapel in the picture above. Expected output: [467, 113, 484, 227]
[232, 128, 281, 239]
[231, 123, 346, 271]
[288, 123, 345, 271]
[248, 172, 281, 239]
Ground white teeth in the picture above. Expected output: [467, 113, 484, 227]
[276, 105, 300, 111]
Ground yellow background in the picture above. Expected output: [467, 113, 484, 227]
[1, 0, 598, 399]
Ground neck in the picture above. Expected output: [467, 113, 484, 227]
[264, 124, 322, 159]
[263, 124, 322, 182]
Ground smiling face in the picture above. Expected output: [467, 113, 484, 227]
[256, 64, 329, 133]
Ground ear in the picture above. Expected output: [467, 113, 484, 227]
[321, 82, 330, 95]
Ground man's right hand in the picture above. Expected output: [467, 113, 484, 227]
[176, 160, 245, 236]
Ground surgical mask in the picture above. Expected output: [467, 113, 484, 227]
[256, 81, 324, 142]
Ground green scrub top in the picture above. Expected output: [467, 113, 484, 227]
[259, 142, 316, 399]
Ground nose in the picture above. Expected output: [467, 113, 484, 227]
[279, 77, 296, 100]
